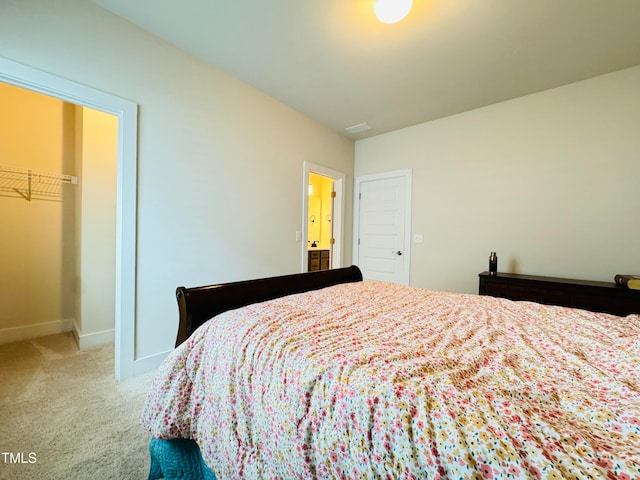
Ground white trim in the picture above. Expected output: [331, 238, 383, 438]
[353, 169, 412, 285]
[0, 319, 74, 345]
[302, 162, 346, 272]
[134, 349, 172, 376]
[0, 56, 138, 380]
[74, 328, 115, 350]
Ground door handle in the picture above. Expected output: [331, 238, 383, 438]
[393, 250, 402, 256]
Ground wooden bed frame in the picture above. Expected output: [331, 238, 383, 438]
[175, 265, 363, 346]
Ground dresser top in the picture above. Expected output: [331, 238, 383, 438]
[478, 271, 625, 290]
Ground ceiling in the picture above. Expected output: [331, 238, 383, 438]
[92, 0, 640, 140]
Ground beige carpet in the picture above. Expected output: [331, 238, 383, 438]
[0, 333, 156, 480]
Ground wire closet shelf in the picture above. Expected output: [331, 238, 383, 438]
[0, 164, 78, 201]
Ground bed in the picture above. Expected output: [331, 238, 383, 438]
[141, 265, 640, 480]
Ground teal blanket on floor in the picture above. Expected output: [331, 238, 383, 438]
[148, 438, 217, 480]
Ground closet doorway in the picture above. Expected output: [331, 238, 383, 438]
[0, 82, 118, 352]
[0, 56, 138, 381]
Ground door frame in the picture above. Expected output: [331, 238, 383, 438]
[302, 162, 346, 272]
[0, 56, 138, 381]
[353, 169, 412, 285]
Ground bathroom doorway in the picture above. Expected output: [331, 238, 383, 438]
[307, 172, 334, 271]
[302, 162, 346, 273]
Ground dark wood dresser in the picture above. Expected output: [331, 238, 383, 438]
[478, 271, 640, 317]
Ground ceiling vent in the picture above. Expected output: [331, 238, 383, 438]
[345, 122, 372, 134]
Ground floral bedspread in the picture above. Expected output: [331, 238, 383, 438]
[141, 281, 640, 479]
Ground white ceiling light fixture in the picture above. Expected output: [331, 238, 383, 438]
[374, 0, 413, 24]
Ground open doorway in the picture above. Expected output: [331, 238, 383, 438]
[0, 56, 138, 380]
[302, 162, 346, 273]
[307, 172, 334, 271]
[0, 82, 118, 351]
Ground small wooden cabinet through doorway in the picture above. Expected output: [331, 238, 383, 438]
[308, 249, 330, 272]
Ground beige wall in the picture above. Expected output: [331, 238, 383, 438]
[0, 82, 73, 339]
[355, 66, 640, 294]
[0, 0, 354, 361]
[75, 107, 118, 345]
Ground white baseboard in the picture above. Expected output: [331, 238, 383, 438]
[133, 349, 172, 376]
[0, 318, 74, 345]
[73, 326, 115, 350]
[76, 329, 116, 350]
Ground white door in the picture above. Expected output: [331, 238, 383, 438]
[355, 170, 411, 284]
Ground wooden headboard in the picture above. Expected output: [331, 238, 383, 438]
[175, 265, 363, 346]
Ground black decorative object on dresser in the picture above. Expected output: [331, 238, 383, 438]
[479, 271, 640, 317]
